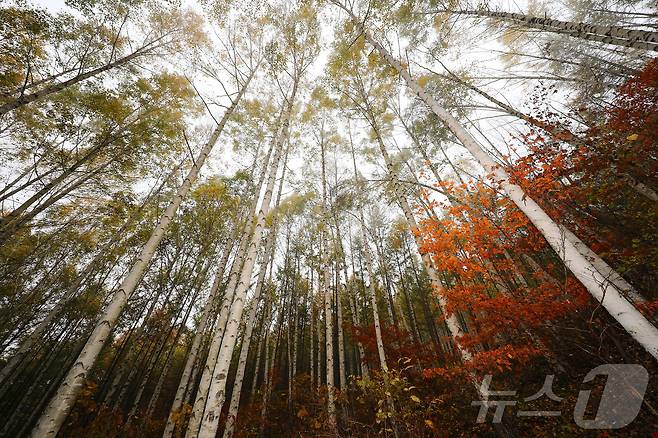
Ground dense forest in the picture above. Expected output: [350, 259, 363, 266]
[0, 0, 657, 436]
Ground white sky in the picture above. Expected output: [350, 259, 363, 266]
[21, 0, 559, 193]
[13, 0, 648, 232]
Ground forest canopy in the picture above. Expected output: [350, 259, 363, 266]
[0, 0, 657, 436]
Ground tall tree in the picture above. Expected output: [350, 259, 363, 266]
[331, 0, 658, 361]
[30, 48, 261, 438]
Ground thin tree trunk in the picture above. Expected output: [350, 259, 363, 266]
[0, 165, 55, 204]
[262, 290, 286, 437]
[344, 218, 369, 378]
[11, 157, 113, 229]
[319, 126, 337, 428]
[321, 235, 336, 425]
[249, 305, 266, 401]
[286, 250, 294, 419]
[316, 293, 323, 391]
[259, 326, 272, 438]
[0, 318, 79, 436]
[310, 281, 315, 387]
[373, 238, 397, 326]
[0, 42, 160, 115]
[360, 222, 388, 372]
[396, 253, 421, 344]
[336, 263, 347, 389]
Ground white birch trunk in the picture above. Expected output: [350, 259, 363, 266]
[310, 288, 315, 387]
[292, 279, 299, 379]
[319, 133, 337, 427]
[287, 278, 294, 410]
[358, 212, 401, 433]
[316, 296, 322, 391]
[348, 288, 369, 378]
[360, 220, 389, 372]
[222, 265, 267, 438]
[362, 102, 473, 362]
[321, 237, 337, 424]
[345, 223, 370, 379]
[336, 274, 347, 388]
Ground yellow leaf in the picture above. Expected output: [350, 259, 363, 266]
[411, 395, 421, 403]
[433, 14, 449, 31]
[425, 419, 434, 428]
[627, 133, 639, 141]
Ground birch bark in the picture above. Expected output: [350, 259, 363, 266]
[318, 124, 337, 427]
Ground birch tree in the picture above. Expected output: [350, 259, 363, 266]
[424, 5, 658, 52]
[330, 0, 658, 360]
[193, 6, 319, 436]
[222, 146, 292, 438]
[0, 5, 206, 116]
[30, 48, 261, 438]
